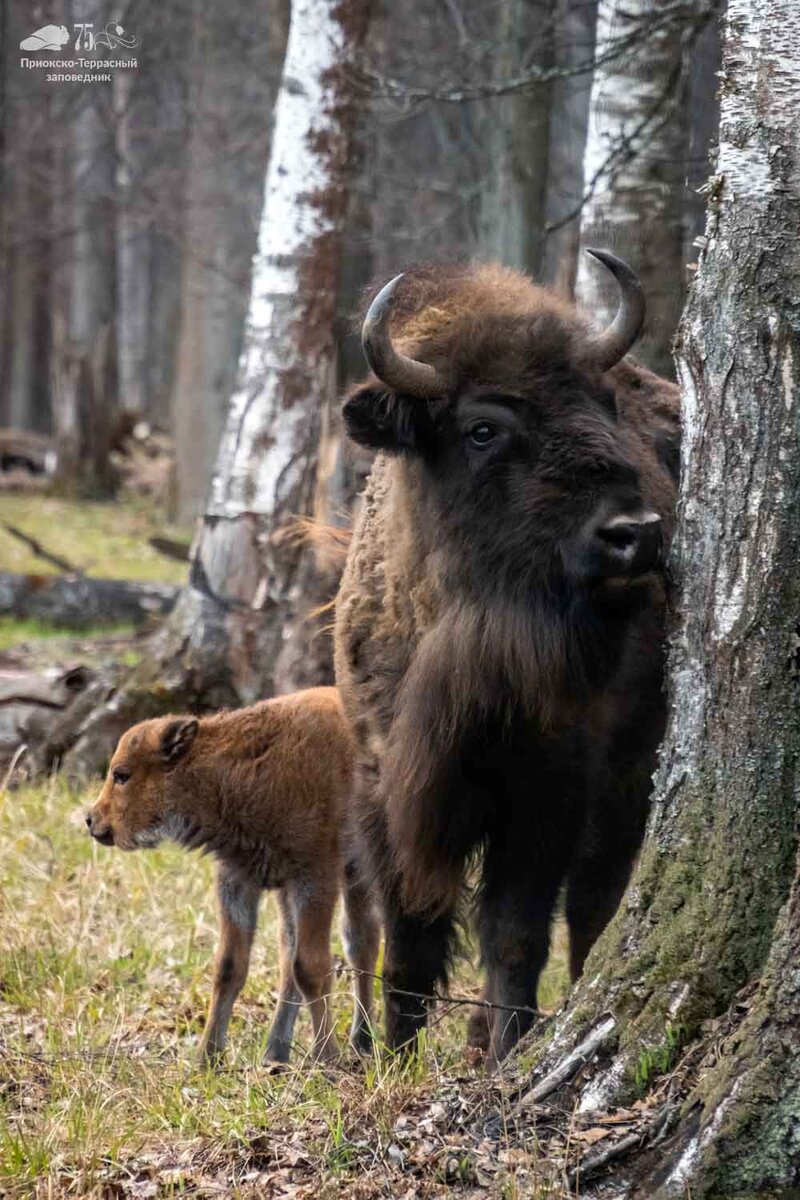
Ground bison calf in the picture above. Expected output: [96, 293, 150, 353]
[86, 687, 380, 1066]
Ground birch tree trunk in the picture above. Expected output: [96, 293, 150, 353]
[170, 0, 289, 522]
[574, 0, 712, 377]
[521, 3, 800, 1194]
[61, 0, 371, 775]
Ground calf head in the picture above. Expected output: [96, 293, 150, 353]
[86, 716, 198, 850]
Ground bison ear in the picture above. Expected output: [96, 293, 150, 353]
[160, 717, 198, 764]
[342, 383, 432, 453]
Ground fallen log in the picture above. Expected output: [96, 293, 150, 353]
[0, 571, 177, 629]
[0, 664, 95, 776]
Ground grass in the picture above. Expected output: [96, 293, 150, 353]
[0, 617, 137, 653]
[0, 495, 189, 586]
[0, 777, 571, 1199]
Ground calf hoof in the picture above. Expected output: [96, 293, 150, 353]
[264, 1038, 292, 1066]
[313, 1035, 339, 1064]
[350, 1021, 374, 1056]
[197, 1042, 225, 1070]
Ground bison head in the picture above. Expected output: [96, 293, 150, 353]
[344, 252, 668, 602]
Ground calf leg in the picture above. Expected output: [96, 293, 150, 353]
[264, 891, 303, 1063]
[198, 866, 260, 1065]
[287, 876, 338, 1061]
[341, 856, 381, 1053]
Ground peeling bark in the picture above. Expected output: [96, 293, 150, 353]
[521, 2, 800, 1194]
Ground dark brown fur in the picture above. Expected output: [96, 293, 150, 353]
[335, 264, 680, 1063]
[86, 688, 380, 1065]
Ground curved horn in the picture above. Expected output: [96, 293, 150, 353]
[584, 249, 646, 372]
[361, 274, 448, 400]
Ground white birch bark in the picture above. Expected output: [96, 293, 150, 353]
[575, 0, 695, 376]
[171, 0, 288, 522]
[158, 0, 368, 705]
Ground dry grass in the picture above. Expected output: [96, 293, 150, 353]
[0, 775, 571, 1199]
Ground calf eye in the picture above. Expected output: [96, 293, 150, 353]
[112, 768, 131, 786]
[466, 422, 497, 448]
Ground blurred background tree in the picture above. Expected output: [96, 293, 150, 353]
[0, 0, 722, 767]
[1, 0, 720, 488]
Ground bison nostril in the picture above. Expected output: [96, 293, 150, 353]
[591, 510, 662, 579]
[597, 522, 639, 555]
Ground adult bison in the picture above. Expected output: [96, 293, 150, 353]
[334, 252, 680, 1064]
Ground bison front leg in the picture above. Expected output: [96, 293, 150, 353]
[479, 833, 574, 1066]
[382, 882, 455, 1053]
[565, 793, 647, 980]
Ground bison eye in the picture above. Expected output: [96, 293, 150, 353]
[112, 768, 131, 786]
[466, 422, 497, 448]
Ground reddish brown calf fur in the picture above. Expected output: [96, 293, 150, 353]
[86, 687, 380, 1065]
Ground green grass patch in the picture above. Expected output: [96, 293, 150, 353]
[0, 495, 189, 585]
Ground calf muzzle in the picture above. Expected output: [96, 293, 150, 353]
[85, 810, 114, 846]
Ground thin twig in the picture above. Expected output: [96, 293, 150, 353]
[2, 524, 82, 575]
[513, 1015, 617, 1109]
[570, 1128, 642, 1185]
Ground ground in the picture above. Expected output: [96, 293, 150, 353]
[0, 497, 581, 1198]
[0, 497, 745, 1199]
[0, 775, 571, 1199]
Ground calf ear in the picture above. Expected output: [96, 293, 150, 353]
[342, 383, 432, 453]
[161, 717, 198, 764]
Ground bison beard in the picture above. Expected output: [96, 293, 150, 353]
[335, 257, 679, 1065]
[384, 597, 602, 915]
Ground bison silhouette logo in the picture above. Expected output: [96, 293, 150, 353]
[20, 24, 70, 51]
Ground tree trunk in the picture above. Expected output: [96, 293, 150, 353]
[683, 12, 721, 266]
[574, 1, 714, 377]
[61, 0, 371, 776]
[541, 0, 598, 297]
[474, 0, 556, 275]
[51, 2, 118, 496]
[0, 6, 52, 433]
[520, 2, 800, 1194]
[114, 68, 152, 422]
[170, 0, 289, 524]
